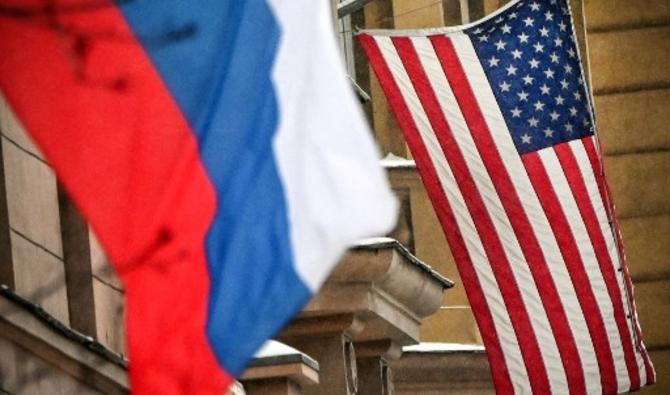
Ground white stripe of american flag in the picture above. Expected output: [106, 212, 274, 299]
[419, 33, 570, 393]
[449, 33, 610, 394]
[538, 145, 631, 390]
[373, 35, 532, 392]
[571, 139, 647, 389]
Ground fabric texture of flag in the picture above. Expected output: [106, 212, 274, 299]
[358, 0, 654, 393]
[0, 0, 397, 393]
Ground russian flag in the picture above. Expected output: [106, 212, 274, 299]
[0, 0, 397, 393]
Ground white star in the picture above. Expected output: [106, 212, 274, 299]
[567, 48, 576, 58]
[583, 117, 590, 126]
[511, 107, 523, 118]
[495, 40, 507, 51]
[488, 26, 496, 33]
[549, 111, 560, 121]
[495, 17, 504, 24]
[539, 27, 550, 37]
[554, 37, 564, 47]
[518, 91, 529, 101]
[529, 58, 540, 69]
[524, 17, 535, 27]
[479, 35, 489, 42]
[559, 21, 567, 31]
[512, 49, 523, 59]
[544, 68, 555, 79]
[530, 2, 541, 11]
[544, 128, 555, 137]
[545, 11, 554, 21]
[540, 84, 551, 95]
[565, 123, 574, 133]
[564, 64, 573, 74]
[569, 107, 578, 116]
[560, 79, 570, 89]
[499, 81, 511, 92]
[518, 32, 530, 43]
[534, 101, 545, 111]
[528, 117, 539, 127]
[488, 56, 500, 67]
[533, 42, 544, 53]
[501, 24, 512, 34]
[555, 95, 565, 105]
[550, 52, 560, 63]
[473, 28, 484, 34]
[522, 74, 535, 85]
[506, 65, 518, 76]
[521, 134, 532, 144]
[574, 91, 582, 100]
[509, 12, 518, 19]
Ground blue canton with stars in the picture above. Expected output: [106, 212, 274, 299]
[464, 0, 594, 154]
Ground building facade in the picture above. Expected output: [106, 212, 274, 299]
[1, 0, 668, 394]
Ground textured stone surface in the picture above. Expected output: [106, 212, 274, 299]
[0, 94, 43, 160]
[588, 26, 670, 94]
[620, 214, 670, 282]
[0, 337, 101, 395]
[11, 232, 69, 324]
[634, 280, 670, 350]
[392, 346, 493, 395]
[596, 89, 670, 155]
[641, 349, 670, 394]
[584, 0, 670, 31]
[93, 278, 126, 357]
[442, 0, 465, 26]
[421, 308, 481, 345]
[3, 140, 63, 258]
[90, 230, 123, 290]
[606, 150, 670, 219]
[393, 0, 444, 29]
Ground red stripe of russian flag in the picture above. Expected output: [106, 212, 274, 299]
[0, 4, 231, 394]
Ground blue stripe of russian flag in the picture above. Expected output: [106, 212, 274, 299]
[118, 0, 311, 375]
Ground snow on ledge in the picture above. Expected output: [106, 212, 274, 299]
[403, 342, 485, 353]
[380, 153, 416, 169]
[254, 340, 302, 358]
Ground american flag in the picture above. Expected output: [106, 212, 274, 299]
[358, 0, 655, 393]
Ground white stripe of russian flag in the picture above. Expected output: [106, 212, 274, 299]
[268, 0, 398, 292]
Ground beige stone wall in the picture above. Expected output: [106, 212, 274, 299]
[0, 336, 102, 395]
[0, 97, 126, 358]
[0, 97, 69, 325]
[582, 1, 670, 392]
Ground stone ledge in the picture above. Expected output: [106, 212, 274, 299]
[298, 238, 452, 345]
[0, 285, 128, 394]
[392, 342, 493, 394]
[351, 237, 453, 289]
[242, 341, 319, 389]
[248, 341, 319, 373]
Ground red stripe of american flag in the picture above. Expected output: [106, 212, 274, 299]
[554, 143, 641, 390]
[358, 24, 653, 394]
[358, 33, 516, 395]
[394, 34, 551, 393]
[428, 34, 586, 395]
[581, 137, 656, 385]
[522, 149, 618, 393]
